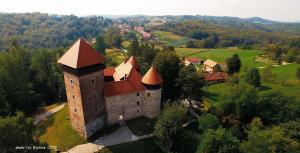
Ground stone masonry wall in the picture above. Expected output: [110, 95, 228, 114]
[144, 89, 161, 118]
[105, 92, 145, 125]
[79, 70, 106, 137]
[63, 72, 86, 138]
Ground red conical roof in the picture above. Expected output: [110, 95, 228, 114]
[141, 66, 163, 85]
[127, 56, 140, 70]
[58, 38, 106, 69]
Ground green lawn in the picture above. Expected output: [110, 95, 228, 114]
[176, 48, 265, 68]
[36, 106, 87, 152]
[98, 138, 165, 153]
[153, 30, 192, 47]
[106, 48, 126, 65]
[266, 64, 300, 84]
[127, 117, 156, 136]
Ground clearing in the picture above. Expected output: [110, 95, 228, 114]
[153, 30, 192, 47]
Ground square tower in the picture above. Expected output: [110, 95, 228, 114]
[58, 39, 106, 138]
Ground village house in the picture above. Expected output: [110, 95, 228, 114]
[58, 39, 162, 138]
[204, 72, 227, 85]
[203, 59, 221, 73]
[184, 57, 203, 66]
[134, 26, 152, 40]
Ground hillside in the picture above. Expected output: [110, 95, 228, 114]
[146, 15, 300, 49]
[0, 13, 113, 50]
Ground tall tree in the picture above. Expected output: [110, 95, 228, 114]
[127, 37, 140, 57]
[240, 118, 299, 153]
[197, 127, 240, 153]
[95, 35, 106, 55]
[0, 112, 48, 153]
[154, 51, 181, 101]
[177, 65, 205, 102]
[226, 53, 241, 75]
[154, 104, 187, 149]
[104, 27, 122, 48]
[197, 113, 220, 132]
[245, 68, 261, 87]
[297, 67, 300, 82]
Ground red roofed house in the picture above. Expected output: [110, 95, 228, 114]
[184, 57, 203, 66]
[58, 39, 162, 138]
[204, 72, 227, 85]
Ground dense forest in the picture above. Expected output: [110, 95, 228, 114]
[0, 13, 113, 50]
[152, 19, 300, 49]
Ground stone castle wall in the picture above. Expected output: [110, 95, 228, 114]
[105, 89, 161, 125]
[64, 70, 106, 138]
[79, 70, 106, 137]
[144, 89, 161, 118]
[105, 92, 145, 125]
[63, 71, 86, 137]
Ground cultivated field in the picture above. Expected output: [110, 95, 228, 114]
[153, 30, 192, 47]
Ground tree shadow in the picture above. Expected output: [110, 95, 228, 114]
[259, 85, 272, 91]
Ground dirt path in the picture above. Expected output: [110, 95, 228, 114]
[33, 103, 66, 125]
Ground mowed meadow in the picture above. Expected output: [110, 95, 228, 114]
[177, 47, 300, 104]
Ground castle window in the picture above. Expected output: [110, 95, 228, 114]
[95, 107, 97, 112]
[147, 93, 151, 97]
[70, 79, 74, 86]
[74, 108, 77, 112]
[72, 94, 75, 99]
[136, 93, 139, 96]
[137, 110, 139, 113]
[93, 94, 97, 100]
[91, 78, 95, 85]
[137, 101, 139, 106]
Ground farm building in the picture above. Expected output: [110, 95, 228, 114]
[184, 57, 203, 66]
[204, 72, 227, 85]
[203, 59, 221, 73]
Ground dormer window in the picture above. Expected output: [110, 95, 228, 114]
[136, 93, 139, 96]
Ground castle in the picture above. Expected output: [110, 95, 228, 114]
[57, 39, 162, 138]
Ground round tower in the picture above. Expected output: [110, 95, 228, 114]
[141, 66, 163, 118]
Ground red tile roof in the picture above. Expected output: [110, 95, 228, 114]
[104, 69, 145, 97]
[186, 57, 202, 62]
[204, 72, 227, 81]
[127, 56, 140, 70]
[104, 67, 115, 76]
[141, 66, 163, 85]
[58, 38, 106, 69]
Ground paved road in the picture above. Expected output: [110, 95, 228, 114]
[64, 125, 153, 153]
[33, 103, 66, 125]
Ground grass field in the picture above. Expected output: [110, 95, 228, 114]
[153, 30, 192, 47]
[98, 138, 165, 153]
[106, 48, 126, 65]
[204, 63, 300, 105]
[266, 63, 300, 84]
[176, 48, 265, 68]
[36, 106, 87, 152]
[127, 117, 156, 136]
[122, 41, 131, 49]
